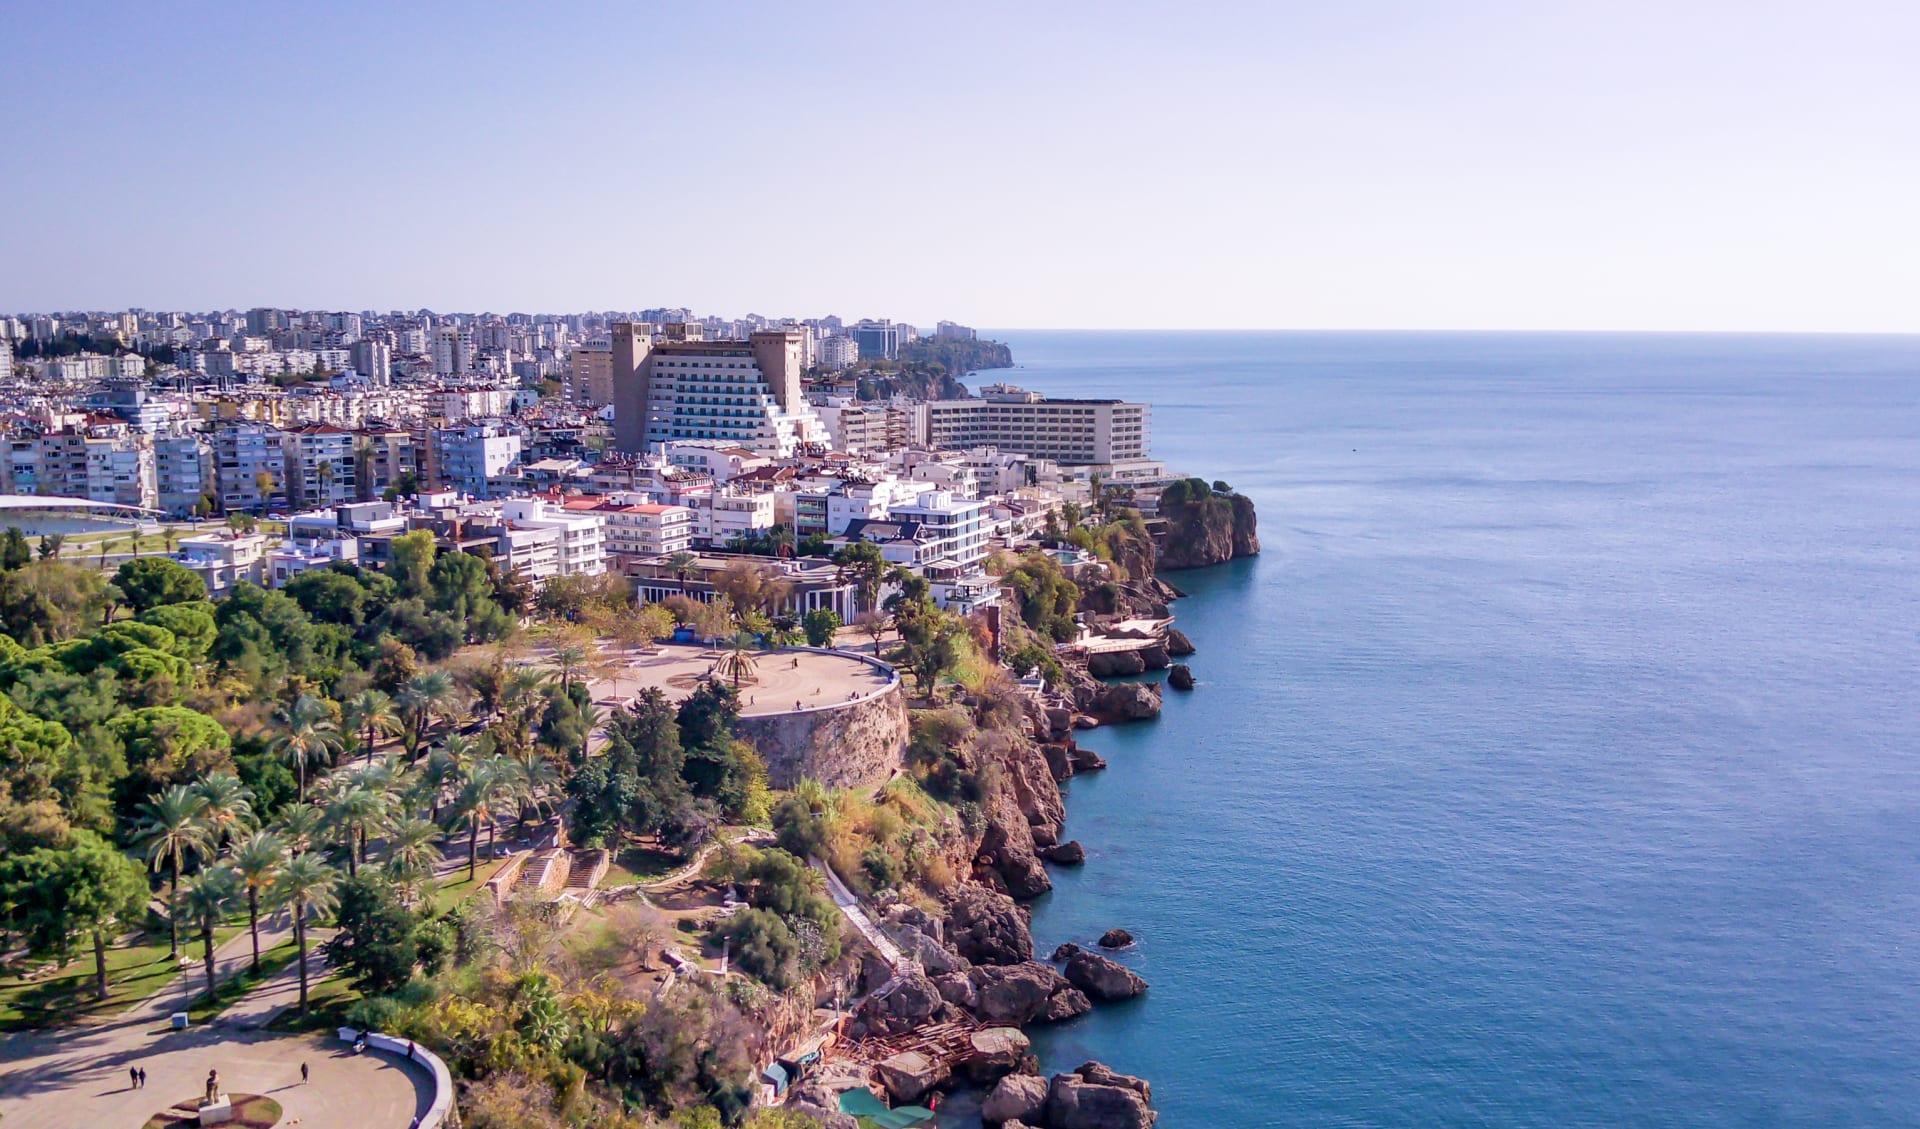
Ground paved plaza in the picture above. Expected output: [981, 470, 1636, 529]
[586, 643, 895, 717]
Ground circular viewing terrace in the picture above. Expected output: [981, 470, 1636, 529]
[582, 642, 897, 717]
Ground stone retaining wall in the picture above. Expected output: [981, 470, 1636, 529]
[736, 678, 910, 789]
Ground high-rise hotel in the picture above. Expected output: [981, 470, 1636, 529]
[611, 324, 828, 457]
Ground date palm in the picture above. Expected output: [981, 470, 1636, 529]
[384, 817, 444, 903]
[666, 550, 697, 584]
[552, 643, 589, 694]
[343, 688, 399, 765]
[273, 802, 326, 857]
[270, 693, 343, 803]
[179, 869, 236, 1003]
[133, 785, 212, 959]
[227, 831, 287, 974]
[323, 782, 387, 879]
[447, 758, 508, 882]
[192, 772, 255, 849]
[714, 632, 758, 687]
[396, 670, 458, 765]
[274, 853, 339, 1015]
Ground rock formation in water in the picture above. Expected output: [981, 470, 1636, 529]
[1155, 478, 1260, 570]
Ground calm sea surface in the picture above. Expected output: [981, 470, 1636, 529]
[959, 331, 1920, 1127]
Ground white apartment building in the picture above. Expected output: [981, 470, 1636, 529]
[499, 497, 606, 577]
[214, 422, 288, 513]
[596, 502, 695, 557]
[430, 422, 521, 498]
[817, 335, 860, 370]
[178, 532, 269, 595]
[887, 490, 991, 568]
[697, 491, 776, 547]
[84, 435, 157, 511]
[827, 477, 935, 537]
[432, 326, 474, 375]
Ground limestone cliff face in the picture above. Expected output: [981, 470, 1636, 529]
[1155, 484, 1260, 571]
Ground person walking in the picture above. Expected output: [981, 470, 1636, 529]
[130, 1066, 139, 1089]
[301, 1061, 310, 1085]
[138, 1067, 147, 1089]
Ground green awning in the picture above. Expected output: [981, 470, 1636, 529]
[836, 1086, 936, 1128]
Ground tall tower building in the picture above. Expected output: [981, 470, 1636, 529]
[611, 323, 653, 453]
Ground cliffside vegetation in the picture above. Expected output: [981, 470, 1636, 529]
[894, 336, 1014, 376]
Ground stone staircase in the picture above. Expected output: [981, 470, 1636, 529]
[514, 848, 572, 896]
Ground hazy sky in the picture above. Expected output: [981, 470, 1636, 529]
[4, 1, 1917, 330]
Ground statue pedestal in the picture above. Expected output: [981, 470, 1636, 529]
[197, 1093, 233, 1125]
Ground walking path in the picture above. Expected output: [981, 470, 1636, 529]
[813, 859, 905, 969]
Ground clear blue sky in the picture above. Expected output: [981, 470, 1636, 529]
[4, 1, 1917, 330]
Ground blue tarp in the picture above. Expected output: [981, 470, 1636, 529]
[837, 1086, 936, 1128]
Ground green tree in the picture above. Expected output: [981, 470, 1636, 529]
[0, 560, 110, 645]
[227, 830, 287, 974]
[0, 527, 30, 570]
[801, 607, 841, 647]
[112, 556, 207, 614]
[192, 771, 255, 848]
[137, 602, 218, 660]
[178, 868, 235, 1003]
[832, 541, 887, 613]
[36, 533, 64, 561]
[388, 530, 437, 598]
[322, 781, 387, 878]
[132, 785, 212, 959]
[343, 688, 399, 765]
[325, 874, 418, 994]
[0, 829, 148, 999]
[110, 706, 233, 804]
[268, 694, 342, 803]
[274, 853, 339, 1014]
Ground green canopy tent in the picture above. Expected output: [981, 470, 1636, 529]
[837, 1086, 937, 1128]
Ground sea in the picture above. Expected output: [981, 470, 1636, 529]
[948, 331, 1920, 1128]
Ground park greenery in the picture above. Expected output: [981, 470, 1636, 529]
[0, 499, 1092, 1127]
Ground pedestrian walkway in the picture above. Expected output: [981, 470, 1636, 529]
[813, 859, 905, 969]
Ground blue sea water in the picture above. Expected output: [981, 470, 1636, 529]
[968, 332, 1920, 1127]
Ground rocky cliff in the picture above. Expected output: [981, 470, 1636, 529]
[1155, 480, 1260, 570]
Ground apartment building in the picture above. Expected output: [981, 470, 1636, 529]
[886, 489, 991, 568]
[584, 501, 695, 558]
[570, 343, 613, 405]
[430, 422, 521, 498]
[282, 424, 357, 508]
[499, 497, 605, 577]
[213, 422, 288, 513]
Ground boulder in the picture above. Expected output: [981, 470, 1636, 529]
[875, 1050, 947, 1104]
[967, 962, 1071, 1025]
[1046, 1071, 1157, 1129]
[1050, 942, 1082, 962]
[788, 1060, 874, 1112]
[784, 1102, 858, 1129]
[1075, 1061, 1152, 1102]
[1138, 643, 1170, 671]
[1166, 664, 1195, 691]
[1098, 928, 1135, 949]
[1044, 840, 1087, 865]
[895, 926, 966, 976]
[1165, 628, 1196, 656]
[856, 970, 945, 1035]
[946, 885, 1034, 966]
[1064, 950, 1148, 1002]
[1067, 745, 1107, 773]
[964, 1026, 1032, 1082]
[982, 1073, 1049, 1126]
[1042, 741, 1074, 782]
[1039, 987, 1092, 1023]
[1087, 650, 1147, 678]
[1079, 680, 1161, 725]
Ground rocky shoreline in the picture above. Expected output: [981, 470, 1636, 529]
[780, 492, 1258, 1128]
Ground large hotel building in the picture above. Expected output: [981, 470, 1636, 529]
[914, 384, 1150, 466]
[611, 324, 828, 457]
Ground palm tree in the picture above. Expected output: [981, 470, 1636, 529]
[227, 831, 287, 975]
[270, 694, 343, 803]
[323, 782, 388, 879]
[667, 550, 697, 585]
[192, 772, 255, 849]
[38, 532, 64, 560]
[447, 758, 507, 881]
[179, 869, 235, 1004]
[552, 643, 588, 694]
[714, 632, 758, 687]
[343, 688, 399, 765]
[274, 854, 339, 1015]
[163, 525, 180, 555]
[273, 802, 326, 857]
[396, 670, 457, 765]
[384, 818, 444, 903]
[133, 786, 212, 959]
